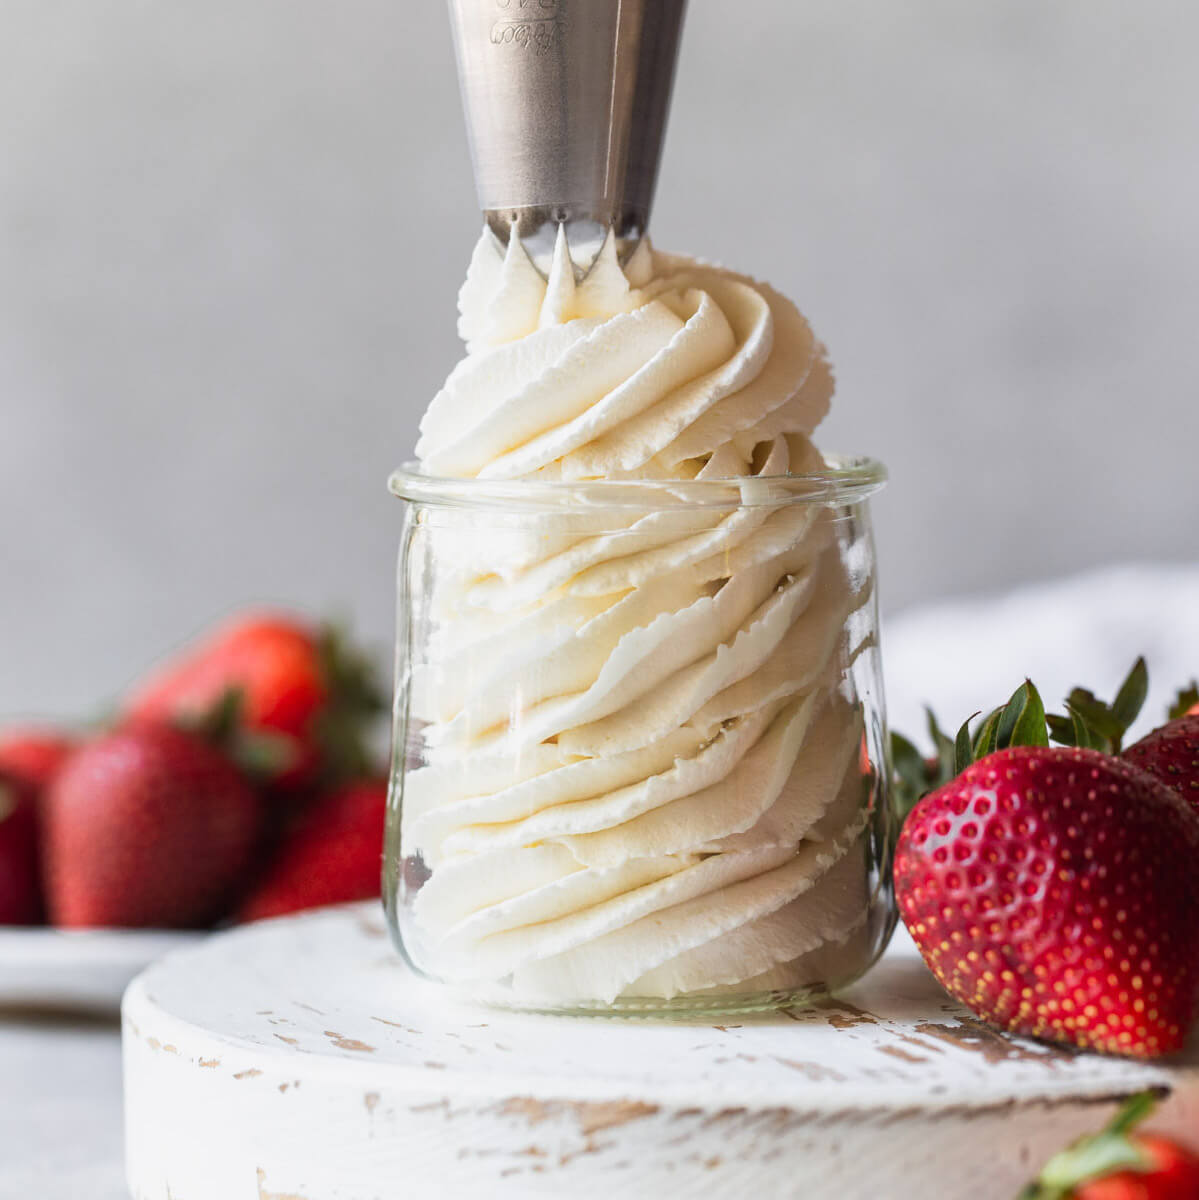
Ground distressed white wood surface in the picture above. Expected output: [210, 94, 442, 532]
[123, 902, 1199, 1200]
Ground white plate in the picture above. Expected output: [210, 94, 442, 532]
[0, 927, 202, 1013]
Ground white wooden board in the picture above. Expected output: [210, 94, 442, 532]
[122, 902, 1199, 1200]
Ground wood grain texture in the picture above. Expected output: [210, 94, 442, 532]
[122, 903, 1199, 1199]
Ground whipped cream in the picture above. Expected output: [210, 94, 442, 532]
[404, 228, 875, 1004]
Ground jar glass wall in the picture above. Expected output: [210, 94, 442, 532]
[385, 459, 895, 1016]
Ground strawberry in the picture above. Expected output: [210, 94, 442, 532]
[0, 730, 74, 925]
[42, 725, 263, 928]
[0, 729, 75, 795]
[895, 745, 1199, 1058]
[238, 778, 387, 922]
[125, 614, 384, 791]
[1124, 715, 1199, 813]
[0, 772, 42, 924]
[1020, 1092, 1199, 1199]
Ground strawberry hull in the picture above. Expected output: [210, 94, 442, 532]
[126, 615, 328, 789]
[124, 613, 385, 793]
[1019, 1093, 1199, 1200]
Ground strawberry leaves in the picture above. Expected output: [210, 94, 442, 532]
[892, 656, 1199, 829]
[175, 687, 299, 780]
[1169, 681, 1199, 722]
[891, 683, 1048, 817]
[953, 679, 1049, 773]
[926, 707, 957, 781]
[1114, 657, 1151, 732]
[891, 707, 959, 821]
[313, 623, 388, 786]
[891, 733, 934, 823]
[999, 679, 1051, 749]
[1047, 657, 1148, 754]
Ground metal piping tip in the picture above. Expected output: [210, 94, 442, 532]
[446, 0, 686, 267]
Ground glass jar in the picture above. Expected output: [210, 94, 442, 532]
[385, 457, 895, 1015]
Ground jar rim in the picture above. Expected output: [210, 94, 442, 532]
[388, 454, 886, 511]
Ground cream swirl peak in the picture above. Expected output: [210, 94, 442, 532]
[403, 227, 875, 1006]
[416, 226, 834, 481]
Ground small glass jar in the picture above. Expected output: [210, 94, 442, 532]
[385, 458, 895, 1015]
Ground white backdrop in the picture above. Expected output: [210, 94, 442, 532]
[2, 0, 1197, 720]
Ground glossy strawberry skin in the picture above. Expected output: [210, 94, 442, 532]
[895, 746, 1199, 1058]
[126, 615, 326, 784]
[238, 779, 387, 922]
[43, 726, 263, 928]
[1123, 715, 1199, 816]
[1075, 1134, 1199, 1199]
[0, 772, 42, 924]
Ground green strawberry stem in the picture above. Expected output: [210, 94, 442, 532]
[1107, 1091, 1160, 1137]
[1018, 1091, 1163, 1199]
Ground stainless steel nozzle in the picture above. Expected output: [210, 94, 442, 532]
[446, 0, 686, 260]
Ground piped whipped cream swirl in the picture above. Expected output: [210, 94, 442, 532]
[404, 228, 875, 1004]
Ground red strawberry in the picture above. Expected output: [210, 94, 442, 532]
[895, 745, 1199, 1058]
[43, 726, 263, 928]
[0, 772, 42, 924]
[0, 729, 75, 795]
[1074, 1137, 1199, 1200]
[125, 614, 383, 790]
[238, 778, 387, 922]
[1123, 715, 1199, 814]
[0, 730, 73, 925]
[1020, 1093, 1199, 1200]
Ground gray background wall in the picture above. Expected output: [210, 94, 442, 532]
[2, 0, 1197, 720]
